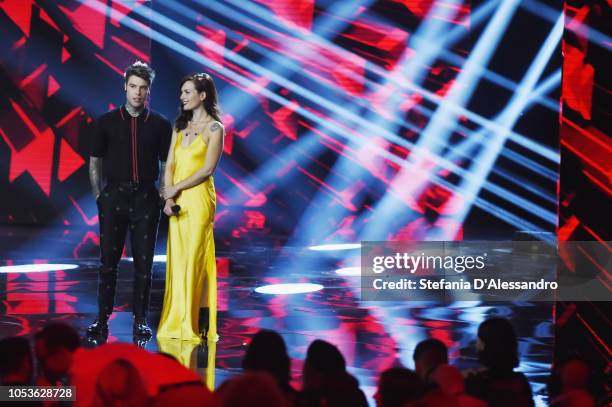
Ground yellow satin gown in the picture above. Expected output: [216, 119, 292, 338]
[156, 338, 217, 390]
[157, 131, 217, 342]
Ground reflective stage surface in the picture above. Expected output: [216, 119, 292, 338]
[0, 226, 553, 406]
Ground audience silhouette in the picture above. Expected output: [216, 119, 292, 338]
[1, 317, 607, 406]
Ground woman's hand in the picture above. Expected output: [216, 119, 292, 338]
[163, 199, 176, 217]
[161, 185, 180, 200]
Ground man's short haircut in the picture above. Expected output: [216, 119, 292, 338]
[35, 322, 80, 352]
[124, 61, 155, 85]
[413, 338, 448, 365]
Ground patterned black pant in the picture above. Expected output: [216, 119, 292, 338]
[96, 182, 161, 318]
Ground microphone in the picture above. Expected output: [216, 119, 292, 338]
[171, 205, 181, 214]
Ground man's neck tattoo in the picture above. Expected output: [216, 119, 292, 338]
[125, 103, 144, 117]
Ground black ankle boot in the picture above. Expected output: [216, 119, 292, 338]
[86, 316, 109, 337]
[133, 316, 152, 339]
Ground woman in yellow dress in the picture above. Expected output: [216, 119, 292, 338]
[157, 73, 223, 342]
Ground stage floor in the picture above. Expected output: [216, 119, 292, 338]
[0, 226, 553, 406]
